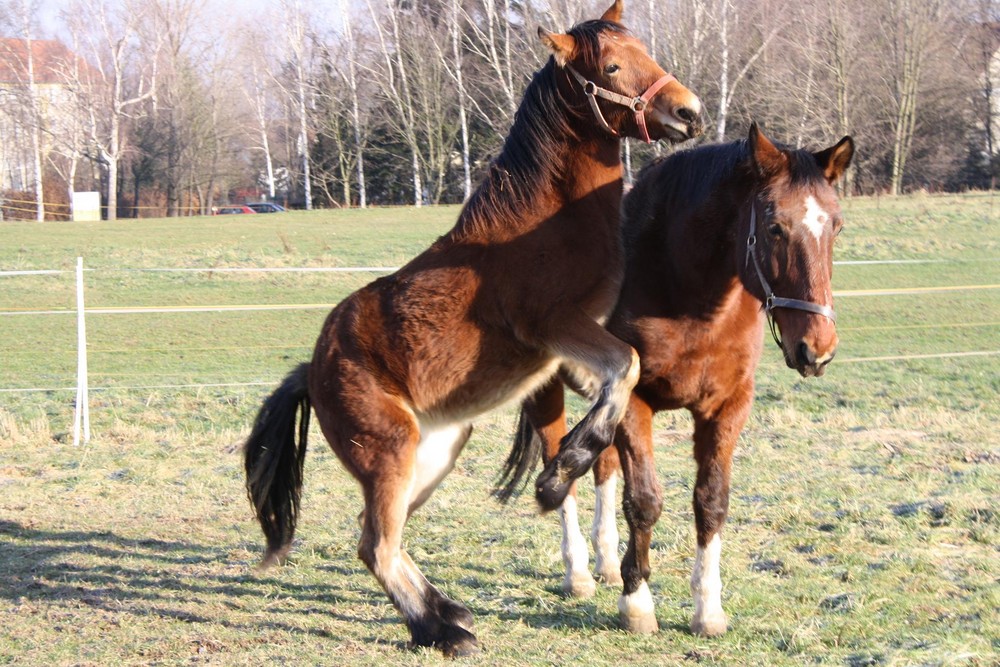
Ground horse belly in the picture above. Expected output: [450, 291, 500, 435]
[418, 353, 561, 426]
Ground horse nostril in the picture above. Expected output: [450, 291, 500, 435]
[796, 342, 816, 368]
[674, 106, 698, 124]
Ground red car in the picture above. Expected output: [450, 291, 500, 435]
[212, 205, 257, 215]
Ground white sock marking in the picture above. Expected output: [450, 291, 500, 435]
[560, 495, 591, 582]
[591, 475, 620, 577]
[691, 534, 724, 623]
[618, 579, 655, 617]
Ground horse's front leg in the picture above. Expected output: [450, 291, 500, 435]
[534, 314, 640, 512]
[591, 446, 623, 586]
[689, 392, 751, 637]
[616, 393, 661, 633]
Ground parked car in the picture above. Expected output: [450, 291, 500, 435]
[246, 202, 286, 213]
[213, 205, 257, 215]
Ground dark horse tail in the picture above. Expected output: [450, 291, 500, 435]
[244, 363, 311, 567]
[493, 408, 543, 504]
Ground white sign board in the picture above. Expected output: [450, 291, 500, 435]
[72, 192, 101, 221]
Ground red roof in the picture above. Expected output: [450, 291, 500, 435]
[0, 38, 93, 85]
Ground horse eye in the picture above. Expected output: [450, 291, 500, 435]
[604, 63, 620, 75]
[768, 223, 784, 238]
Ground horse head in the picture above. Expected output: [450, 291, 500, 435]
[538, 0, 703, 143]
[743, 122, 854, 377]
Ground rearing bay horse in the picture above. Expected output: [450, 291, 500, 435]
[243, 1, 702, 656]
[518, 124, 853, 634]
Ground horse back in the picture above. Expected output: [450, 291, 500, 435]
[611, 152, 762, 415]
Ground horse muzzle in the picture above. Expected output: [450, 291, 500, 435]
[649, 94, 703, 142]
[785, 339, 837, 378]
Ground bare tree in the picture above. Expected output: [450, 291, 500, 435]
[882, 0, 945, 194]
[234, 26, 279, 201]
[279, 0, 313, 209]
[0, 0, 46, 220]
[712, 0, 783, 141]
[63, 0, 160, 220]
[341, 0, 369, 207]
[368, 0, 424, 206]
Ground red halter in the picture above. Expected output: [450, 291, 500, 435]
[566, 66, 675, 144]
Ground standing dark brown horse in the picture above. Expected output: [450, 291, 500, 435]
[511, 124, 853, 635]
[243, 1, 702, 657]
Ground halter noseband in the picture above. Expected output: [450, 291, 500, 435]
[566, 65, 675, 144]
[745, 202, 836, 348]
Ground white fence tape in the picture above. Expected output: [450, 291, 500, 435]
[1, 259, 997, 406]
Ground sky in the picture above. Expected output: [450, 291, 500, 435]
[27, 0, 277, 40]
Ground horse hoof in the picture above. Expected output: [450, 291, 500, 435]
[596, 567, 624, 587]
[619, 609, 658, 634]
[618, 583, 658, 634]
[563, 572, 597, 598]
[436, 625, 481, 658]
[690, 612, 728, 637]
[535, 469, 570, 513]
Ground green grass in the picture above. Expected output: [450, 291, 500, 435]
[0, 194, 998, 666]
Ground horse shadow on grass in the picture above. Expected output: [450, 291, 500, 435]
[0, 519, 398, 646]
[0, 519, 625, 641]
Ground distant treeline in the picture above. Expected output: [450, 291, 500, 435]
[0, 0, 996, 219]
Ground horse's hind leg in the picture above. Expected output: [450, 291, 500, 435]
[527, 379, 596, 598]
[688, 393, 751, 637]
[322, 393, 478, 656]
[591, 446, 623, 585]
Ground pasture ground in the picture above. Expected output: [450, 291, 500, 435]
[0, 192, 997, 666]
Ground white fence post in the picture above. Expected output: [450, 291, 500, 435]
[72, 257, 90, 445]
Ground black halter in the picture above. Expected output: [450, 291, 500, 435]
[745, 203, 836, 348]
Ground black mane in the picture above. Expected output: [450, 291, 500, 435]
[454, 20, 627, 238]
[622, 138, 829, 253]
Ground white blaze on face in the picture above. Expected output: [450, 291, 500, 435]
[801, 195, 830, 242]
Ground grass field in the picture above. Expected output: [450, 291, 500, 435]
[0, 193, 998, 666]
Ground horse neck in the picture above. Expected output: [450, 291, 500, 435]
[454, 67, 623, 240]
[662, 185, 750, 294]
[561, 138, 623, 202]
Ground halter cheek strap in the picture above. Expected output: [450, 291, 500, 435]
[745, 204, 836, 348]
[566, 66, 675, 144]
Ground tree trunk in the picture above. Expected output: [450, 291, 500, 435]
[21, 18, 45, 221]
[343, 7, 366, 207]
[715, 0, 730, 141]
[451, 0, 471, 200]
[297, 79, 312, 210]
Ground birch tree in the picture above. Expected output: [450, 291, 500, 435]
[883, 0, 944, 194]
[368, 0, 423, 205]
[279, 0, 314, 209]
[341, 0, 368, 207]
[237, 29, 278, 200]
[0, 0, 46, 220]
[63, 0, 159, 220]
[713, 0, 783, 141]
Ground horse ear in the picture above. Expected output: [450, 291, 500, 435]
[748, 121, 787, 176]
[538, 27, 577, 67]
[813, 136, 855, 184]
[601, 0, 624, 22]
